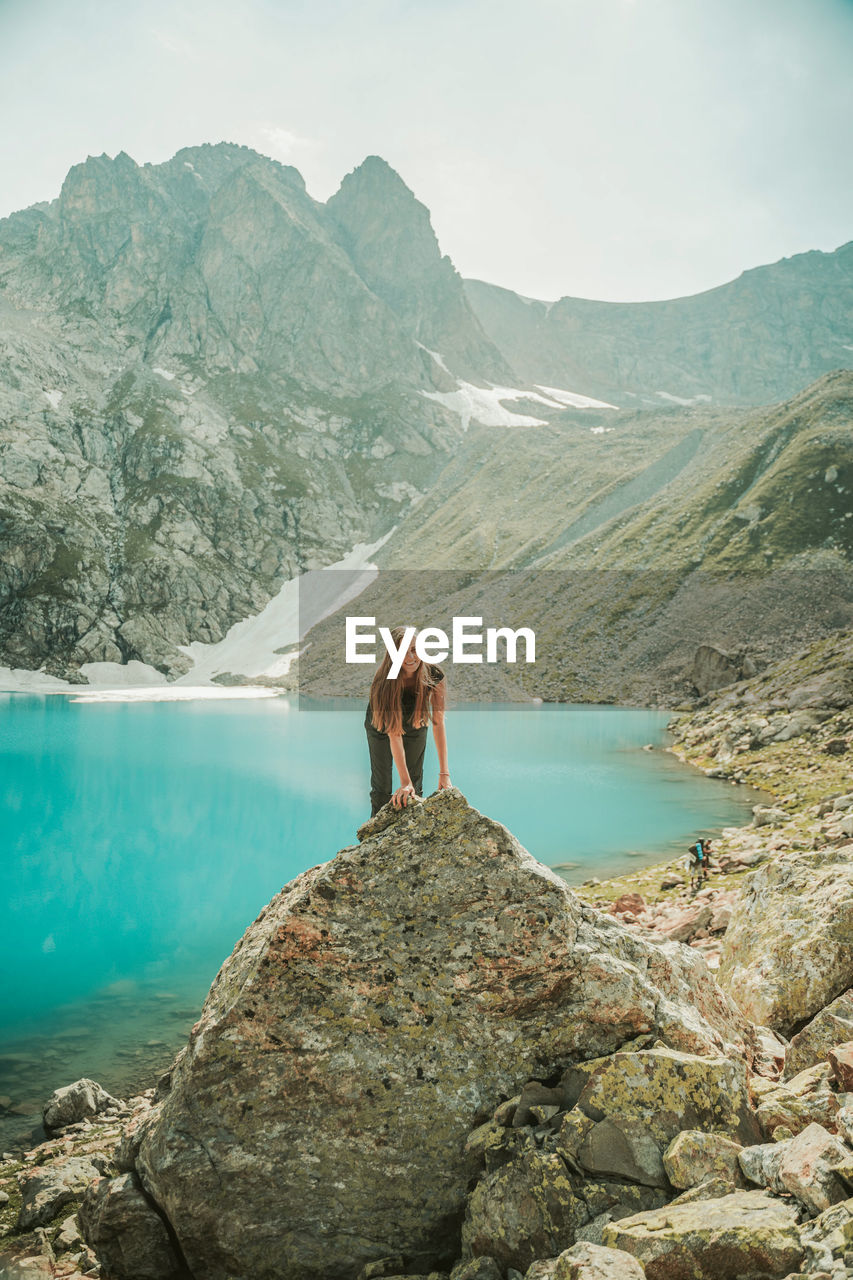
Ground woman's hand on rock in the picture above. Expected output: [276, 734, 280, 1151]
[392, 784, 416, 809]
[438, 773, 452, 791]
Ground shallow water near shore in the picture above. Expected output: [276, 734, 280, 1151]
[1, 693, 763, 1149]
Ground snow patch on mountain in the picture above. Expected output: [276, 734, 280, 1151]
[422, 382, 549, 429]
[535, 384, 618, 410]
[417, 344, 451, 374]
[423, 379, 619, 430]
[70, 685, 278, 704]
[656, 390, 713, 406]
[175, 535, 388, 685]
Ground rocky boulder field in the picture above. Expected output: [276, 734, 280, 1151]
[4, 632, 853, 1279]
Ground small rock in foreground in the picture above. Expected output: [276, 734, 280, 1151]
[43, 1078, 118, 1133]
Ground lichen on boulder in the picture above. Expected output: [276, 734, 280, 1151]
[602, 1189, 803, 1279]
[717, 846, 853, 1033]
[751, 1062, 842, 1138]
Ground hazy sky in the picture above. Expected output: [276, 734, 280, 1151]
[2, 0, 851, 301]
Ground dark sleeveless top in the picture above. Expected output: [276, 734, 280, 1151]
[365, 667, 445, 736]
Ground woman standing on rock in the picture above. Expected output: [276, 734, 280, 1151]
[365, 626, 451, 816]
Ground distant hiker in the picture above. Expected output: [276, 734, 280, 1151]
[687, 838, 709, 889]
[365, 625, 451, 817]
[701, 839, 713, 878]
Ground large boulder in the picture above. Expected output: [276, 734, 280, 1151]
[459, 1150, 590, 1272]
[717, 846, 853, 1033]
[459, 1149, 665, 1272]
[573, 1114, 669, 1188]
[135, 790, 753, 1280]
[691, 645, 750, 696]
[553, 1044, 760, 1195]
[798, 1197, 853, 1275]
[829, 1041, 853, 1090]
[775, 1122, 853, 1215]
[738, 1142, 789, 1195]
[663, 1131, 746, 1192]
[566, 1045, 759, 1152]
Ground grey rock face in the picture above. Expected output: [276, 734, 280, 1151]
[776, 1122, 852, 1215]
[784, 989, 853, 1079]
[16, 1155, 105, 1230]
[663, 1131, 746, 1192]
[326, 157, 511, 383]
[568, 1044, 760, 1151]
[575, 1115, 668, 1188]
[738, 1141, 790, 1195]
[134, 790, 752, 1280]
[1, 144, 494, 678]
[691, 645, 750, 695]
[78, 1173, 185, 1280]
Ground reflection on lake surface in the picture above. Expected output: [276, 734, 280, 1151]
[1, 694, 762, 1147]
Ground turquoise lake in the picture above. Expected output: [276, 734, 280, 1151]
[1, 693, 762, 1148]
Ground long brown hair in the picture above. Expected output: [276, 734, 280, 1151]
[368, 625, 443, 734]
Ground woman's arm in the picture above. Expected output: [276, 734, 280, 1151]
[388, 732, 415, 807]
[432, 680, 451, 789]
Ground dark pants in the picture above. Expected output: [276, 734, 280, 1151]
[365, 720, 428, 816]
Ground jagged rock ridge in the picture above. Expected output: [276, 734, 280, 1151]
[0, 144, 509, 678]
[465, 240, 853, 407]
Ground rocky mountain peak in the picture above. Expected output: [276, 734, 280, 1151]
[326, 155, 448, 286]
[59, 150, 143, 213]
[326, 155, 512, 381]
[157, 141, 308, 201]
[342, 152, 413, 192]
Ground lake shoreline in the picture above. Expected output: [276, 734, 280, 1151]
[0, 695, 764, 1156]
